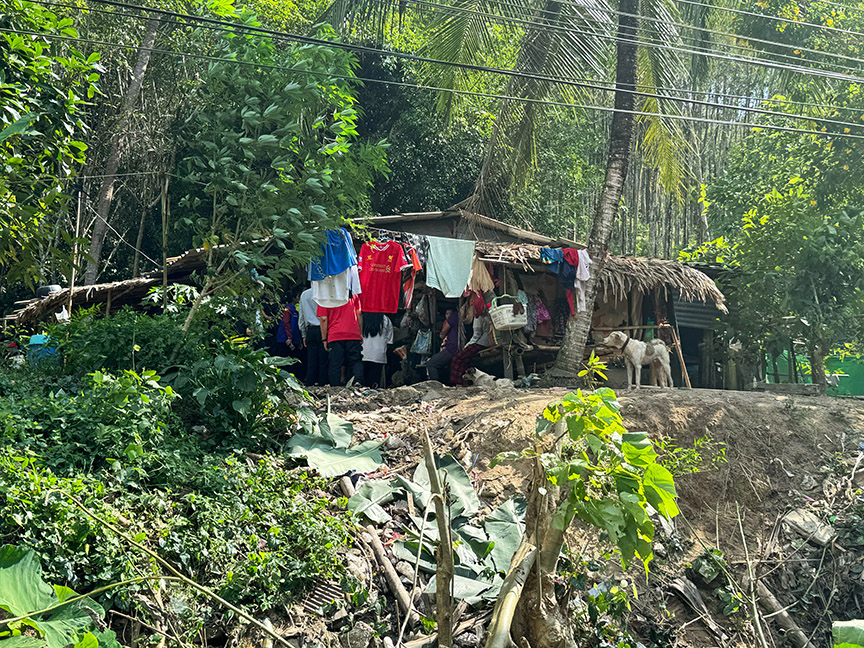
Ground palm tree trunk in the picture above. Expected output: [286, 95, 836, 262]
[84, 16, 159, 285]
[547, 0, 639, 380]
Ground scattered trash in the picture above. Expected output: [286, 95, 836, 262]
[783, 508, 837, 547]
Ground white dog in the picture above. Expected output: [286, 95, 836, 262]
[602, 331, 673, 390]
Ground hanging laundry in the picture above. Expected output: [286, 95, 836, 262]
[406, 234, 430, 267]
[467, 254, 495, 293]
[358, 240, 411, 313]
[401, 245, 423, 309]
[426, 236, 475, 298]
[308, 227, 357, 280]
[540, 248, 563, 272]
[562, 248, 580, 269]
[574, 249, 593, 313]
[312, 265, 361, 309]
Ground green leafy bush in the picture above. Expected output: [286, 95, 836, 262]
[0, 362, 350, 642]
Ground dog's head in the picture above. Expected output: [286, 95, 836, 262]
[602, 331, 628, 348]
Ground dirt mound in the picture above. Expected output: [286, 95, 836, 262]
[320, 385, 864, 647]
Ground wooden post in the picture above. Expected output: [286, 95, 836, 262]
[669, 326, 692, 389]
[68, 186, 82, 312]
[105, 289, 113, 316]
[789, 340, 798, 383]
[160, 173, 169, 311]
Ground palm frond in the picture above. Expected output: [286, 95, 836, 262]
[463, 0, 618, 216]
[635, 0, 690, 196]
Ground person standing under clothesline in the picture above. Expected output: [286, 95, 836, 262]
[318, 294, 363, 387]
[361, 312, 393, 388]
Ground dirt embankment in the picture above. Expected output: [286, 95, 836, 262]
[323, 384, 864, 647]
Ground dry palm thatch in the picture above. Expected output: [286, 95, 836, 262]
[475, 242, 727, 311]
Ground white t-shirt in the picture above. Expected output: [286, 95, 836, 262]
[299, 288, 320, 334]
[362, 316, 394, 364]
[312, 265, 361, 309]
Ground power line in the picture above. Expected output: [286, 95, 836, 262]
[38, 0, 864, 114]
[23, 0, 864, 131]
[676, 0, 864, 40]
[77, 0, 864, 86]
[7, 25, 864, 142]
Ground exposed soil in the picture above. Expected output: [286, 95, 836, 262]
[313, 384, 864, 648]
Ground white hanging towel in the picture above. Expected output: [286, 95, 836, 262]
[312, 265, 361, 308]
[574, 250, 592, 312]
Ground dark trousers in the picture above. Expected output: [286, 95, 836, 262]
[328, 339, 363, 386]
[363, 361, 385, 388]
[426, 349, 453, 383]
[305, 326, 327, 386]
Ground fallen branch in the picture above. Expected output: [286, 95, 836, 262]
[756, 581, 814, 648]
[484, 540, 538, 648]
[737, 503, 769, 648]
[340, 476, 420, 627]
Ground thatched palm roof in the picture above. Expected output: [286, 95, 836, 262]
[475, 241, 727, 312]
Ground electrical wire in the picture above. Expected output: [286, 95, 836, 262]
[21, 0, 864, 131]
[37, 0, 864, 114]
[75, 0, 864, 85]
[7, 25, 864, 141]
[675, 0, 864, 40]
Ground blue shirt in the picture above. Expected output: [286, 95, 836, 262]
[308, 228, 357, 281]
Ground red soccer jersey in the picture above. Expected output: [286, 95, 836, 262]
[358, 241, 411, 313]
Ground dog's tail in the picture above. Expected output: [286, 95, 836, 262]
[650, 338, 670, 350]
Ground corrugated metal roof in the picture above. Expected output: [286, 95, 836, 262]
[674, 295, 723, 330]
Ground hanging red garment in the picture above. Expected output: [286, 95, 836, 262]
[401, 245, 422, 308]
[358, 240, 411, 313]
[562, 248, 581, 270]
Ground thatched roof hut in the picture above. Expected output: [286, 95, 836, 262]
[474, 241, 727, 312]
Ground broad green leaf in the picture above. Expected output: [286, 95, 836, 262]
[483, 498, 527, 573]
[302, 440, 384, 478]
[833, 619, 864, 648]
[319, 412, 354, 449]
[0, 636, 47, 648]
[0, 114, 37, 144]
[643, 464, 680, 519]
[621, 432, 658, 467]
[0, 545, 100, 648]
[347, 480, 395, 524]
[413, 454, 480, 519]
[424, 574, 502, 605]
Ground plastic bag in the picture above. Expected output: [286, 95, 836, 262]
[411, 329, 432, 355]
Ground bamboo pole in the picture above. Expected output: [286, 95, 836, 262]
[669, 325, 692, 388]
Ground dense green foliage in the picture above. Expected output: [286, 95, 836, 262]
[0, 0, 99, 289]
[0, 310, 351, 643]
[176, 11, 388, 289]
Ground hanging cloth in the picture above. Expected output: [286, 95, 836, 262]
[467, 254, 495, 293]
[308, 227, 356, 280]
[574, 250, 592, 313]
[401, 245, 423, 308]
[426, 236, 476, 298]
[312, 265, 361, 309]
[358, 240, 411, 313]
[540, 248, 563, 272]
[406, 234, 430, 267]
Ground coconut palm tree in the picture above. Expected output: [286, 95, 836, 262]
[325, 0, 690, 378]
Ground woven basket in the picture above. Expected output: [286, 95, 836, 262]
[489, 295, 528, 331]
